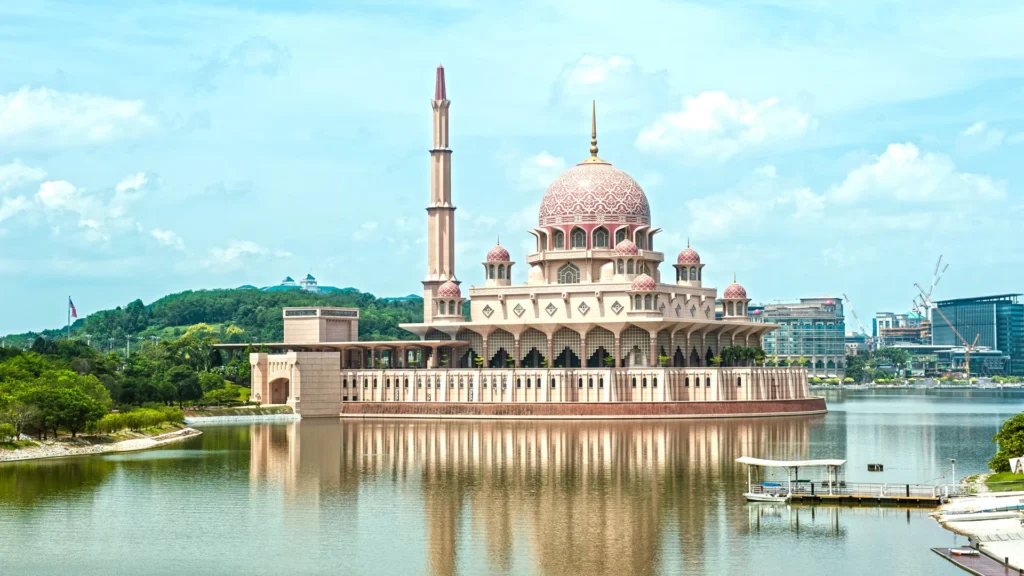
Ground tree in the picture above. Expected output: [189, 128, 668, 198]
[845, 354, 867, 383]
[658, 355, 670, 367]
[796, 357, 809, 367]
[199, 372, 226, 393]
[990, 413, 1024, 473]
[166, 365, 202, 407]
[710, 356, 723, 367]
[27, 387, 106, 438]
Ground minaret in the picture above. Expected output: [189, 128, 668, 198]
[423, 64, 456, 324]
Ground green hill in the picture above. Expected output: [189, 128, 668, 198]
[3, 288, 424, 349]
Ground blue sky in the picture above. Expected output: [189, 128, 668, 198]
[1, 0, 1023, 334]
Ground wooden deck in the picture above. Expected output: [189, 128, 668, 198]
[932, 547, 1022, 575]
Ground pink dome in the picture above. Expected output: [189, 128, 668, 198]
[437, 280, 461, 298]
[631, 273, 656, 291]
[723, 282, 747, 299]
[538, 163, 651, 227]
[486, 244, 510, 262]
[676, 246, 700, 265]
[614, 239, 639, 255]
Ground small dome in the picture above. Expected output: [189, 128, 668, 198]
[631, 273, 656, 291]
[723, 282, 747, 299]
[677, 246, 700, 265]
[437, 280, 461, 298]
[614, 239, 639, 255]
[486, 243, 510, 262]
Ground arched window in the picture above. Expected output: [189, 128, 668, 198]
[343, 379, 348, 388]
[690, 267, 697, 281]
[489, 265, 495, 279]
[498, 265, 505, 279]
[593, 227, 609, 248]
[634, 295, 642, 309]
[737, 376, 742, 388]
[527, 378, 532, 388]
[599, 378, 604, 388]
[635, 231, 646, 250]
[553, 230, 565, 249]
[648, 233, 654, 251]
[728, 302, 735, 316]
[516, 378, 521, 388]
[449, 301, 456, 315]
[578, 378, 583, 388]
[551, 378, 556, 388]
[631, 377, 637, 388]
[695, 377, 700, 387]
[538, 232, 547, 252]
[386, 379, 391, 388]
[588, 378, 594, 388]
[654, 295, 659, 309]
[404, 378, 409, 388]
[570, 228, 586, 249]
[615, 228, 627, 246]
[644, 294, 652, 309]
[627, 260, 634, 274]
[653, 377, 658, 387]
[617, 259, 624, 274]
[364, 379, 368, 388]
[558, 262, 580, 284]
[642, 378, 647, 388]
[685, 377, 690, 387]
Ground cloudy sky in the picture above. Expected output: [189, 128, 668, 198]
[2, 0, 1023, 334]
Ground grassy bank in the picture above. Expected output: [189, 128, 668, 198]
[986, 472, 1024, 492]
[184, 405, 293, 417]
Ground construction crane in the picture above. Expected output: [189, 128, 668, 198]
[842, 293, 873, 347]
[914, 255, 949, 323]
[916, 285, 981, 379]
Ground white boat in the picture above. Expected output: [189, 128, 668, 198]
[937, 510, 1022, 523]
[744, 492, 791, 503]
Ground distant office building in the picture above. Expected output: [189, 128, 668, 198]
[758, 297, 846, 378]
[933, 294, 1024, 375]
[889, 343, 1009, 377]
[845, 332, 870, 357]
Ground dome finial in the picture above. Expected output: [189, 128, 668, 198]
[580, 100, 608, 164]
[733, 272, 737, 283]
[496, 234, 500, 245]
[687, 237, 690, 248]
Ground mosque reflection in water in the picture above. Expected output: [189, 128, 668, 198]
[246, 416, 885, 575]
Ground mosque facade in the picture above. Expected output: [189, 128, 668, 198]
[243, 66, 823, 419]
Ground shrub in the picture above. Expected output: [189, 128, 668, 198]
[0, 423, 16, 442]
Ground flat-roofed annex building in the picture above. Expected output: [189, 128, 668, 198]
[240, 65, 821, 419]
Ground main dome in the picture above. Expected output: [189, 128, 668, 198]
[538, 162, 651, 227]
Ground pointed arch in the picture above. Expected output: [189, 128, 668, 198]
[487, 329, 515, 368]
[570, 227, 587, 249]
[622, 326, 650, 367]
[520, 328, 547, 368]
[593, 226, 609, 248]
[585, 326, 615, 367]
[552, 327, 582, 368]
[615, 227, 627, 246]
[553, 229, 565, 249]
[558, 262, 580, 284]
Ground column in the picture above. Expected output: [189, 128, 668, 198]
[580, 335, 587, 369]
[513, 337, 521, 368]
[481, 337, 489, 369]
[614, 337, 622, 368]
[648, 334, 658, 367]
[546, 338, 554, 369]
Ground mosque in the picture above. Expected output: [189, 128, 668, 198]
[242, 66, 824, 419]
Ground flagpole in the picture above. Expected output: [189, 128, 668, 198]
[67, 296, 71, 340]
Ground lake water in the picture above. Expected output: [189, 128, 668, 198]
[2, 389, 1022, 575]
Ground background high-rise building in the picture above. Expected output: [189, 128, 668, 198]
[755, 297, 846, 378]
[932, 294, 1024, 376]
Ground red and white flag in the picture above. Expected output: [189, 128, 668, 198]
[69, 297, 78, 319]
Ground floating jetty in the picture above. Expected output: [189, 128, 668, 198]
[737, 457, 958, 507]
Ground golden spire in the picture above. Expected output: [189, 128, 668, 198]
[580, 100, 608, 164]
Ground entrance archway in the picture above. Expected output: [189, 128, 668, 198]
[269, 378, 290, 405]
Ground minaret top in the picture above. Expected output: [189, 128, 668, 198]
[434, 64, 447, 101]
[579, 100, 608, 164]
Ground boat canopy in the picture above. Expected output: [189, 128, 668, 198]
[736, 457, 847, 468]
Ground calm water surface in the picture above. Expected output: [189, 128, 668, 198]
[2, 389, 1022, 575]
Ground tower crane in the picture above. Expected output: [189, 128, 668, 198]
[842, 293, 873, 348]
[916, 285, 981, 379]
[915, 255, 949, 323]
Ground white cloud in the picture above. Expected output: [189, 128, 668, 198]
[517, 152, 566, 190]
[636, 91, 814, 160]
[115, 172, 148, 193]
[551, 55, 672, 127]
[958, 121, 1006, 154]
[0, 87, 158, 148]
[0, 160, 46, 193]
[0, 196, 30, 223]
[352, 221, 378, 241]
[200, 240, 290, 271]
[36, 180, 82, 211]
[151, 228, 184, 250]
[830, 143, 1006, 203]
